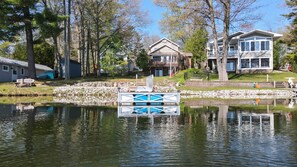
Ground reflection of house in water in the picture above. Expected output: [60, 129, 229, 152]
[227, 112, 274, 129]
[16, 104, 35, 112]
[0, 104, 54, 121]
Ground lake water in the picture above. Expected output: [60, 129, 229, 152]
[0, 99, 297, 166]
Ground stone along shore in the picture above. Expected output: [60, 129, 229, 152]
[53, 81, 295, 105]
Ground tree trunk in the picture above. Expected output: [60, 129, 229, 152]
[206, 0, 221, 78]
[96, 18, 101, 76]
[80, 9, 85, 77]
[91, 44, 96, 74]
[65, 0, 71, 80]
[220, 0, 230, 81]
[86, 24, 90, 75]
[53, 37, 62, 78]
[206, 0, 229, 81]
[23, 7, 36, 79]
[63, 0, 68, 79]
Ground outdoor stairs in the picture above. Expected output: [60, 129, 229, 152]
[274, 82, 287, 88]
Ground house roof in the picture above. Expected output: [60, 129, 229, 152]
[0, 56, 53, 71]
[149, 37, 180, 49]
[209, 29, 283, 44]
[236, 29, 283, 39]
[181, 52, 193, 57]
[149, 45, 181, 55]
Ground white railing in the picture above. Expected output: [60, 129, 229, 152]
[207, 50, 239, 58]
[118, 92, 180, 105]
[117, 105, 180, 117]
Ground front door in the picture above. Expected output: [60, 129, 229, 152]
[12, 69, 17, 82]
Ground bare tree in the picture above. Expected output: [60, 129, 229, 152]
[156, 0, 260, 81]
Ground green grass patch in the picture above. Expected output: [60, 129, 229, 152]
[0, 96, 53, 104]
[228, 71, 297, 82]
[0, 83, 53, 95]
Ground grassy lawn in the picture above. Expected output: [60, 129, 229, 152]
[0, 96, 53, 104]
[169, 69, 297, 83]
[227, 71, 297, 82]
[0, 82, 53, 95]
[0, 69, 296, 96]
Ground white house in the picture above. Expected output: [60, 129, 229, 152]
[207, 29, 283, 73]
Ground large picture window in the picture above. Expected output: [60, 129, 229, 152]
[240, 38, 270, 51]
[241, 59, 249, 68]
[261, 41, 270, 51]
[261, 58, 270, 67]
[251, 59, 259, 68]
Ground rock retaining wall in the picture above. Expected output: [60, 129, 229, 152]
[185, 81, 274, 88]
[181, 89, 294, 99]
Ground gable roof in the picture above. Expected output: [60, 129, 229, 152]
[149, 37, 180, 49]
[237, 29, 283, 39]
[0, 56, 53, 71]
[149, 45, 181, 55]
[209, 29, 283, 44]
[209, 31, 245, 44]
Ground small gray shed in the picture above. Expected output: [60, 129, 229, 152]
[61, 59, 81, 78]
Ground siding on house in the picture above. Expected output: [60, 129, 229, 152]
[61, 59, 81, 78]
[0, 56, 53, 82]
[207, 29, 282, 73]
[148, 38, 193, 76]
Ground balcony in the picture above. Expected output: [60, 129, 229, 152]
[208, 50, 239, 58]
[149, 60, 178, 67]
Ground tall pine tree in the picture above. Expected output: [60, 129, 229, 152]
[0, 0, 39, 78]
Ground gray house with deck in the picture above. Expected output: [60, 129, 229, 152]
[0, 56, 53, 82]
[207, 29, 283, 73]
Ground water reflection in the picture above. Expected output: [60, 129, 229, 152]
[117, 105, 180, 117]
[0, 100, 296, 166]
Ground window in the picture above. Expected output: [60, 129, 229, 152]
[229, 46, 235, 51]
[245, 42, 250, 51]
[261, 41, 270, 51]
[241, 42, 245, 51]
[21, 68, 25, 75]
[261, 58, 270, 67]
[2, 65, 9, 72]
[172, 56, 176, 62]
[251, 59, 259, 68]
[241, 38, 270, 51]
[241, 59, 250, 68]
[255, 41, 260, 51]
[153, 56, 161, 62]
[251, 41, 255, 51]
[219, 46, 223, 52]
[265, 41, 270, 50]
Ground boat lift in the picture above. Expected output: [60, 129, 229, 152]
[117, 75, 180, 117]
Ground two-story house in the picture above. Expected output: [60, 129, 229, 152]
[207, 29, 282, 73]
[148, 38, 193, 76]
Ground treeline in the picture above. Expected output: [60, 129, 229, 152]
[0, 0, 148, 79]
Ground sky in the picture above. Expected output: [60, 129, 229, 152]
[140, 0, 291, 37]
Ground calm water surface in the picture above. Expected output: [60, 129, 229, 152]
[0, 99, 297, 166]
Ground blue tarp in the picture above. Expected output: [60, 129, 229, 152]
[37, 71, 54, 79]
